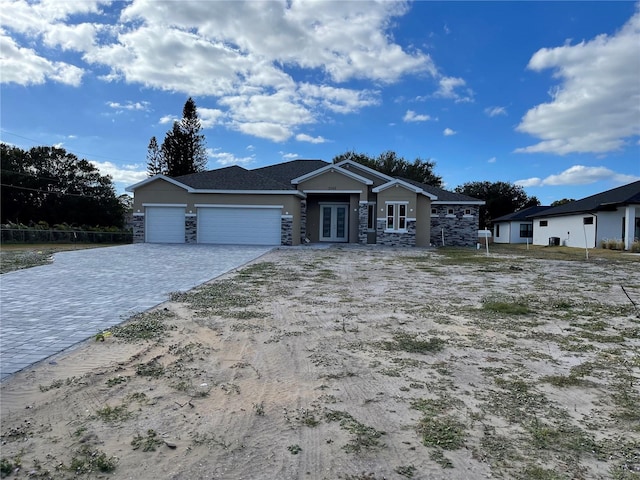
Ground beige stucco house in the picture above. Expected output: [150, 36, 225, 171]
[126, 159, 484, 247]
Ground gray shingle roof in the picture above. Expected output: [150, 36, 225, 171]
[253, 159, 330, 185]
[397, 177, 484, 203]
[529, 180, 640, 217]
[493, 205, 551, 222]
[173, 166, 292, 190]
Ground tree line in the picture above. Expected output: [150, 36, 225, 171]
[1, 143, 126, 228]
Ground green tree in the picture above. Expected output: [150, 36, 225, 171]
[1, 143, 124, 227]
[454, 181, 540, 229]
[333, 150, 442, 187]
[146, 136, 165, 176]
[551, 198, 574, 207]
[161, 97, 207, 177]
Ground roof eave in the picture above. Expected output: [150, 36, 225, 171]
[125, 175, 193, 193]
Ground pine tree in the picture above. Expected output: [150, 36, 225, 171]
[161, 97, 208, 177]
[146, 136, 165, 176]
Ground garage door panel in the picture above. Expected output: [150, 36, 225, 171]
[198, 207, 281, 245]
[146, 207, 185, 243]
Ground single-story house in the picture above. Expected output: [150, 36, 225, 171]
[126, 159, 484, 248]
[528, 180, 640, 250]
[493, 206, 551, 244]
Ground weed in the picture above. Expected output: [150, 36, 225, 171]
[540, 374, 587, 388]
[380, 332, 446, 354]
[253, 402, 265, 416]
[429, 449, 454, 468]
[95, 404, 131, 423]
[131, 430, 164, 452]
[190, 432, 229, 449]
[136, 359, 165, 378]
[519, 464, 567, 479]
[69, 446, 117, 474]
[287, 444, 302, 455]
[481, 295, 531, 315]
[112, 310, 176, 342]
[395, 464, 417, 477]
[0, 457, 20, 478]
[325, 410, 385, 453]
[417, 414, 466, 450]
[106, 375, 128, 387]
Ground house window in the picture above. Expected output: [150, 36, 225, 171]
[540, 220, 548, 227]
[583, 217, 593, 225]
[520, 223, 533, 238]
[465, 209, 471, 215]
[386, 202, 407, 231]
[447, 208, 454, 215]
[431, 208, 437, 216]
[495, 224, 500, 237]
[367, 203, 376, 230]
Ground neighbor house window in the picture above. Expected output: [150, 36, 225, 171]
[495, 224, 500, 237]
[583, 217, 594, 225]
[465, 209, 471, 215]
[447, 208, 455, 215]
[539, 220, 548, 227]
[386, 202, 407, 231]
[367, 203, 376, 230]
[431, 208, 437, 216]
[520, 223, 533, 238]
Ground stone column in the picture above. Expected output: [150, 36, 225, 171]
[132, 214, 145, 243]
[358, 202, 368, 244]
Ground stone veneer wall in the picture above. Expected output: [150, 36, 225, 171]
[281, 216, 293, 246]
[376, 219, 416, 247]
[132, 214, 145, 243]
[185, 215, 197, 244]
[358, 202, 368, 244]
[300, 200, 307, 243]
[430, 205, 479, 247]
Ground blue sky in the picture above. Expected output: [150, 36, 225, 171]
[1, 0, 639, 204]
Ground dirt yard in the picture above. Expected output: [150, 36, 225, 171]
[1, 246, 639, 480]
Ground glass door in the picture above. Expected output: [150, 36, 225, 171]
[320, 204, 348, 242]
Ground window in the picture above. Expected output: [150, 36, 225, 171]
[431, 208, 437, 215]
[520, 223, 533, 238]
[447, 208, 455, 215]
[495, 224, 500, 237]
[583, 217, 593, 225]
[386, 202, 407, 231]
[465, 209, 471, 215]
[539, 220, 548, 227]
[367, 203, 376, 230]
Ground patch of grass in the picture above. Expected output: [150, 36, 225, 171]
[95, 404, 131, 423]
[527, 418, 599, 456]
[395, 465, 417, 477]
[106, 375, 128, 387]
[519, 464, 568, 479]
[380, 332, 446, 354]
[417, 415, 466, 450]
[287, 444, 302, 455]
[540, 374, 588, 388]
[131, 429, 164, 452]
[482, 295, 532, 315]
[170, 279, 255, 313]
[112, 310, 176, 343]
[479, 377, 548, 423]
[0, 456, 20, 478]
[325, 410, 385, 453]
[135, 359, 165, 378]
[69, 446, 117, 474]
[429, 449, 454, 468]
[253, 402, 265, 416]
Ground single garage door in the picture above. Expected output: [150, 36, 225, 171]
[146, 206, 185, 243]
[198, 206, 281, 245]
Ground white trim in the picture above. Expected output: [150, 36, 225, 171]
[142, 203, 188, 207]
[303, 190, 362, 194]
[195, 204, 283, 209]
[126, 175, 192, 193]
[406, 217, 417, 221]
[186, 213, 197, 217]
[281, 214, 294, 219]
[384, 229, 408, 234]
[359, 200, 368, 205]
[133, 212, 145, 216]
[384, 200, 409, 204]
[432, 200, 484, 205]
[291, 164, 373, 185]
[373, 179, 438, 199]
[334, 160, 394, 182]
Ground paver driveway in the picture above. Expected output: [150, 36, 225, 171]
[0, 243, 273, 381]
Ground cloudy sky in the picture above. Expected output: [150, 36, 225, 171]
[1, 0, 639, 203]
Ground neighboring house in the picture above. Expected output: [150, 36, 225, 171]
[126, 159, 484, 247]
[528, 180, 640, 250]
[493, 206, 551, 244]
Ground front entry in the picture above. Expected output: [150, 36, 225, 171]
[320, 204, 349, 242]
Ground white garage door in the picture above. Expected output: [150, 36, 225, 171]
[198, 206, 281, 245]
[146, 206, 185, 243]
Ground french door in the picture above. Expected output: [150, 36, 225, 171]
[320, 204, 348, 242]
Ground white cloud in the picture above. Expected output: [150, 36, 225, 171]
[516, 6, 640, 155]
[107, 101, 150, 112]
[208, 148, 254, 167]
[434, 76, 474, 103]
[488, 157, 497, 163]
[403, 110, 431, 122]
[159, 115, 177, 125]
[443, 128, 456, 136]
[485, 106, 507, 117]
[296, 133, 327, 144]
[515, 165, 639, 187]
[281, 152, 299, 160]
[198, 108, 225, 128]
[89, 160, 147, 185]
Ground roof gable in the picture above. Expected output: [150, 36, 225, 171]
[291, 164, 373, 185]
[126, 174, 192, 193]
[373, 179, 437, 199]
[334, 160, 394, 183]
[530, 180, 640, 217]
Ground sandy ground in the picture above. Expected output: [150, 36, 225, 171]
[1, 246, 639, 480]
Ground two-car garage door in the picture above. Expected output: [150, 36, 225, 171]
[197, 206, 281, 245]
[145, 205, 281, 245]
